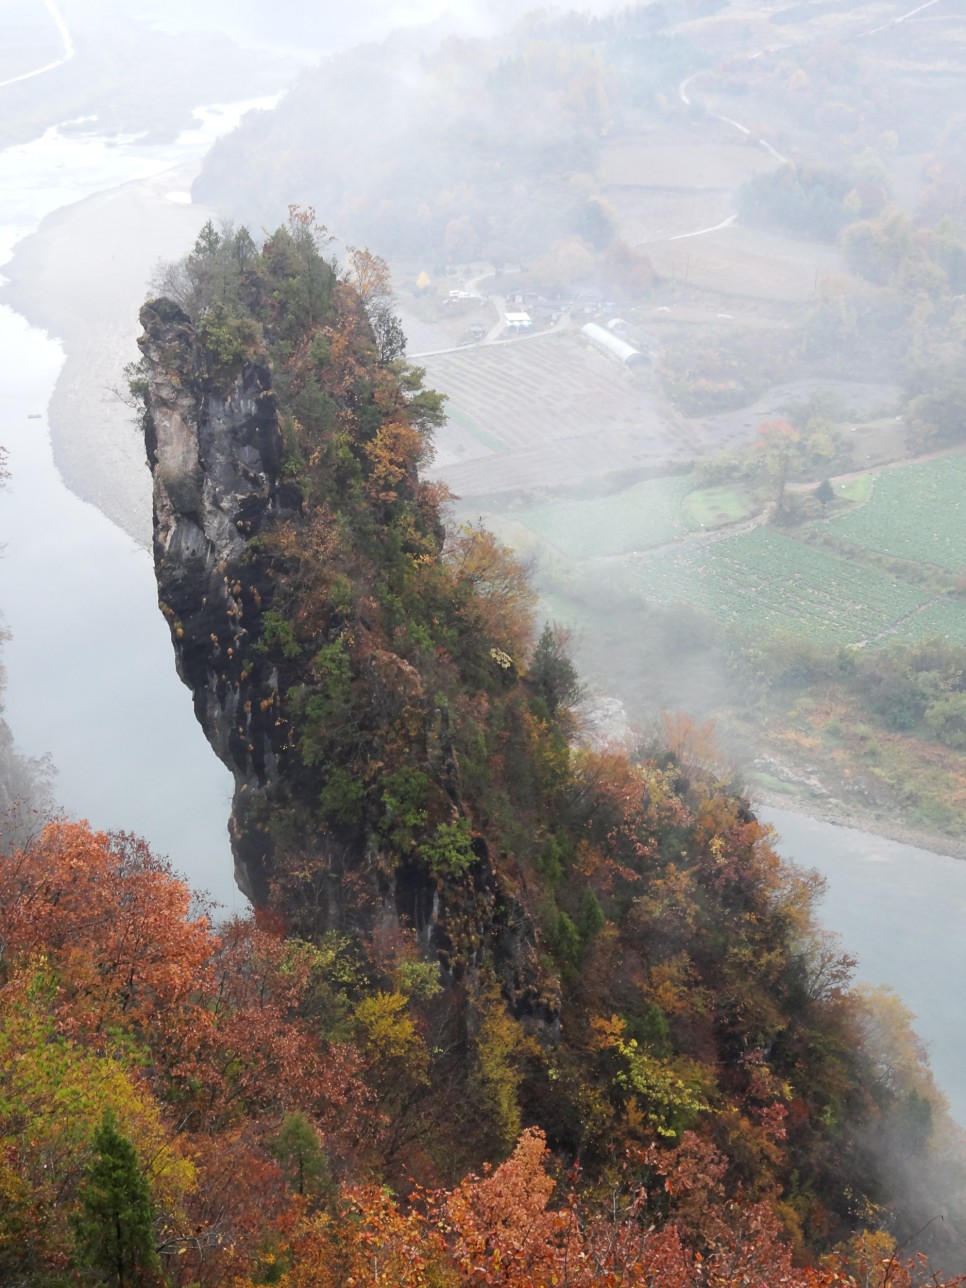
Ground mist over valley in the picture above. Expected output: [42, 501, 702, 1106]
[4, 0, 966, 1280]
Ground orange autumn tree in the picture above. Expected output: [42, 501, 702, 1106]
[0, 821, 213, 1050]
[0, 820, 378, 1283]
[235, 1127, 966, 1288]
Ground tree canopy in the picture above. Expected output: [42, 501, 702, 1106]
[3, 213, 949, 1284]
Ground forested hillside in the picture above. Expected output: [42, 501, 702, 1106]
[184, 0, 966, 858]
[192, 6, 701, 268]
[3, 215, 966, 1284]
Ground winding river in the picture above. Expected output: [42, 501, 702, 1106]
[761, 807, 966, 1124]
[1, 78, 965, 1126]
[0, 102, 282, 913]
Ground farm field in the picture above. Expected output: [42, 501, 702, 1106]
[646, 224, 841, 303]
[501, 477, 754, 559]
[599, 135, 776, 190]
[508, 477, 694, 558]
[423, 337, 894, 502]
[605, 187, 730, 247]
[682, 484, 751, 528]
[422, 334, 699, 499]
[827, 456, 966, 573]
[836, 475, 873, 504]
[884, 600, 966, 648]
[431, 355, 958, 655]
[422, 331, 902, 500]
[596, 526, 966, 648]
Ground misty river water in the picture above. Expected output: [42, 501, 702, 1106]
[1, 100, 964, 1122]
[0, 103, 280, 913]
[762, 808, 966, 1125]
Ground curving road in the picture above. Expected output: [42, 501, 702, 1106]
[678, 67, 790, 165]
[0, 0, 74, 90]
[863, 0, 950, 38]
[677, 0, 953, 165]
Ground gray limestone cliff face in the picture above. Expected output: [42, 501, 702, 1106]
[138, 298, 296, 902]
[137, 297, 557, 1031]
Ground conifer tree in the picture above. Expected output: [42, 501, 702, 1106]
[72, 1109, 162, 1287]
[528, 622, 581, 719]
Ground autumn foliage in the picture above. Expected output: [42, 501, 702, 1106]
[3, 765, 963, 1283]
[8, 216, 957, 1283]
[0, 819, 960, 1287]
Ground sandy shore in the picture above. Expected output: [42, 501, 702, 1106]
[752, 780, 966, 861]
[1, 163, 215, 546]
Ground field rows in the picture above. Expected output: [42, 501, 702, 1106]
[828, 456, 966, 572]
[875, 600, 966, 648]
[425, 338, 650, 450]
[424, 335, 716, 496]
[648, 224, 840, 304]
[606, 527, 946, 647]
[427, 335, 966, 650]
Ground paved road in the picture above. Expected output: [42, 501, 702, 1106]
[0, 0, 74, 90]
[409, 285, 572, 360]
[864, 0, 951, 38]
[678, 65, 790, 165]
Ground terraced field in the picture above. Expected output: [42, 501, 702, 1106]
[828, 456, 966, 572]
[422, 334, 713, 499]
[602, 526, 966, 647]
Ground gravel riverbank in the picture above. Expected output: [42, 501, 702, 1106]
[751, 776, 966, 863]
[1, 162, 213, 545]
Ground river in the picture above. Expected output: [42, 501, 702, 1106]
[762, 807, 966, 1125]
[1, 81, 964, 1127]
[0, 100, 282, 913]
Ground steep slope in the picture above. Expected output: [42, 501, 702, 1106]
[138, 296, 288, 900]
[138, 242, 554, 1032]
[134, 216, 966, 1258]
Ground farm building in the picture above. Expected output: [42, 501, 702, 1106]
[581, 322, 647, 368]
[505, 311, 533, 331]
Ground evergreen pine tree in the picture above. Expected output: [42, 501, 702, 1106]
[528, 622, 582, 719]
[815, 476, 836, 515]
[270, 1110, 331, 1199]
[72, 1109, 162, 1287]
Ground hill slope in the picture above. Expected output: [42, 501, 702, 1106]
[129, 214, 966, 1270]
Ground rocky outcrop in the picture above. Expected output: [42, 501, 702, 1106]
[139, 298, 296, 902]
[138, 297, 557, 1031]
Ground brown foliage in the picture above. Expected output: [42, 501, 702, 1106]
[0, 821, 213, 1054]
[444, 524, 537, 663]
